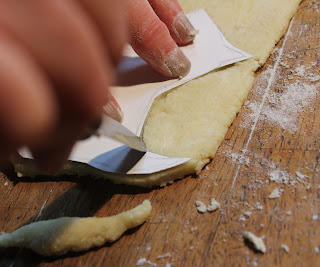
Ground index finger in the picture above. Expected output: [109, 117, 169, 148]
[148, 0, 196, 45]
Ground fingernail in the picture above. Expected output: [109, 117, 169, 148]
[103, 93, 124, 122]
[164, 47, 191, 78]
[173, 12, 197, 44]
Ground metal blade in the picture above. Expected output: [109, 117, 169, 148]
[96, 116, 148, 152]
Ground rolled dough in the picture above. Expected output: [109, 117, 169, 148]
[13, 0, 302, 186]
[0, 200, 151, 256]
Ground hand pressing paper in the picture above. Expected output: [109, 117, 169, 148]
[0, 200, 151, 256]
[17, 9, 251, 176]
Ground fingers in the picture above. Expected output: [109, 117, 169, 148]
[78, 0, 127, 65]
[148, 0, 196, 45]
[0, 34, 56, 159]
[124, 0, 191, 78]
[0, 1, 111, 120]
[0, 1, 122, 169]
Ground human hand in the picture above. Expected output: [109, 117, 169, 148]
[0, 0, 195, 170]
[125, 0, 195, 77]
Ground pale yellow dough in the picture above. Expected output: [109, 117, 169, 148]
[0, 200, 151, 256]
[13, 0, 302, 187]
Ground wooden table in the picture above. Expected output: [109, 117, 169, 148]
[1, 0, 319, 266]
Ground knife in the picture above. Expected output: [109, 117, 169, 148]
[84, 116, 148, 153]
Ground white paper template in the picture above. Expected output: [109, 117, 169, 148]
[19, 9, 251, 175]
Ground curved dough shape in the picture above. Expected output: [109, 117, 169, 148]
[12, 0, 302, 187]
[0, 200, 151, 256]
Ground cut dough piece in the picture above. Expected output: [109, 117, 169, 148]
[0, 200, 151, 256]
[242, 231, 266, 253]
[12, 0, 302, 187]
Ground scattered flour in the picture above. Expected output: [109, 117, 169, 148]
[315, 247, 320, 254]
[269, 187, 281, 199]
[312, 215, 319, 221]
[136, 258, 157, 267]
[296, 171, 308, 179]
[242, 231, 267, 253]
[156, 253, 171, 259]
[308, 73, 320, 82]
[4, 182, 8, 186]
[294, 66, 306, 77]
[281, 244, 290, 253]
[269, 169, 292, 185]
[266, 83, 317, 133]
[228, 153, 250, 166]
[286, 211, 292, 216]
[243, 62, 319, 134]
[145, 246, 152, 252]
[244, 211, 252, 217]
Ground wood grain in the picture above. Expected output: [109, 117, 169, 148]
[1, 0, 319, 266]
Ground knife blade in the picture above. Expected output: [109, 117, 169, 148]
[92, 116, 148, 152]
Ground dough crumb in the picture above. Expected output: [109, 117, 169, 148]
[255, 203, 264, 210]
[242, 231, 266, 253]
[207, 198, 220, 212]
[195, 201, 207, 213]
[312, 215, 319, 221]
[315, 247, 320, 254]
[136, 258, 157, 267]
[281, 244, 290, 253]
[269, 187, 281, 199]
[286, 211, 292, 216]
[190, 226, 198, 233]
[4, 182, 8, 186]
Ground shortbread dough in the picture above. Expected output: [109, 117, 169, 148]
[13, 0, 302, 186]
[0, 200, 151, 256]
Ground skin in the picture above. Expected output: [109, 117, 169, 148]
[0, 0, 195, 170]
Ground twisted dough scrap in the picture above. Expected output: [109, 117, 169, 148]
[0, 200, 151, 256]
